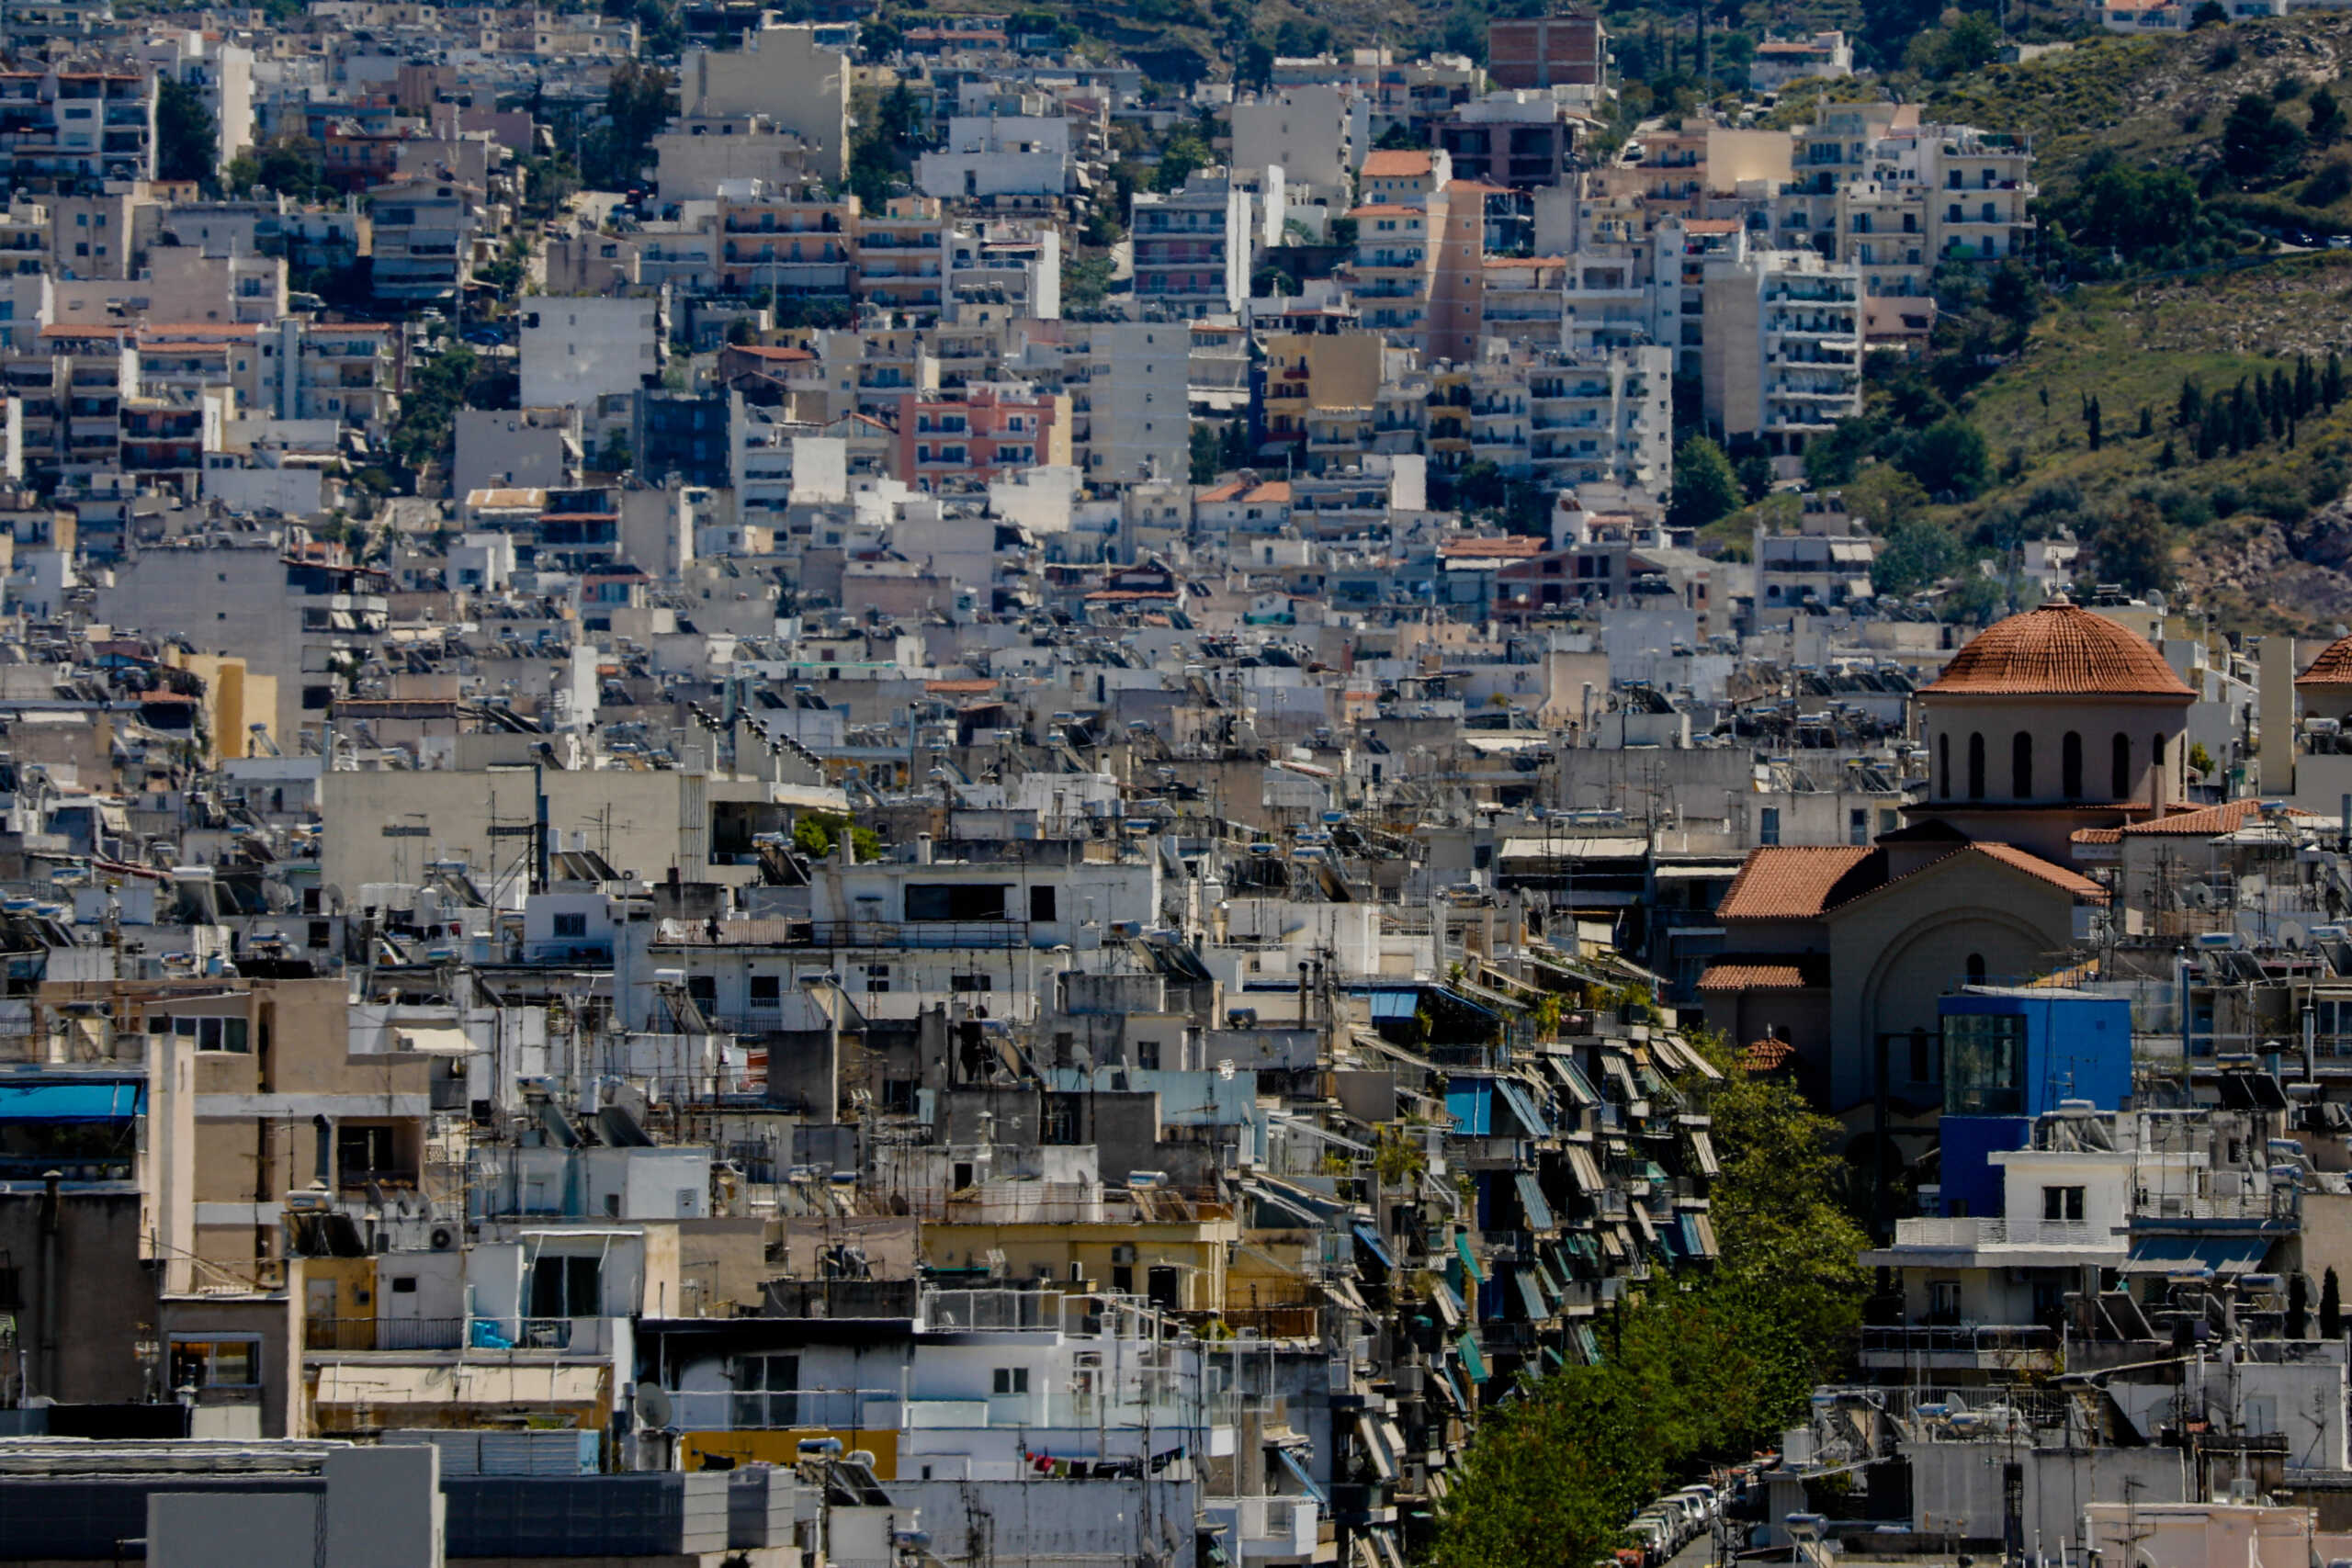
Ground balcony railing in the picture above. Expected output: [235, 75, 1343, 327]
[1885, 1216, 2113, 1248]
[304, 1315, 467, 1352]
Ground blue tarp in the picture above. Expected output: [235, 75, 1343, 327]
[1514, 1172, 1555, 1232]
[1443, 1081, 1492, 1136]
[1353, 1224, 1396, 1270]
[0, 1080, 143, 1121]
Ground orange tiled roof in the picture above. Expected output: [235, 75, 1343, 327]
[1740, 1036, 1796, 1072]
[1362, 150, 1434, 177]
[1439, 535, 1545, 558]
[1962, 840, 2109, 901]
[1714, 846, 1876, 919]
[925, 678, 995, 694]
[2119, 799, 2312, 836]
[1697, 959, 1825, 992]
[2300, 633, 2352, 685]
[1921, 595, 2191, 698]
[1244, 481, 1292, 503]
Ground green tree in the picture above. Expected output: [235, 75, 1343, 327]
[1668, 435, 1741, 528]
[2222, 92, 2307, 187]
[2312, 86, 2346, 148]
[1900, 417, 1991, 500]
[1188, 423, 1220, 485]
[254, 134, 327, 201]
[155, 77, 219, 186]
[2189, 0, 2229, 24]
[2091, 499, 2172, 596]
[2290, 1273, 2312, 1338]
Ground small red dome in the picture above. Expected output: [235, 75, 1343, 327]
[1921, 595, 2191, 698]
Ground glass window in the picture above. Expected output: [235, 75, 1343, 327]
[1943, 1012, 2025, 1115]
[170, 1337, 258, 1388]
[168, 1015, 249, 1053]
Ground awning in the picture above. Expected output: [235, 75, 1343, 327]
[1354, 1224, 1396, 1271]
[1273, 1443, 1328, 1505]
[1514, 1172, 1556, 1232]
[1429, 1279, 1464, 1327]
[1456, 1332, 1489, 1382]
[2122, 1235, 2273, 1275]
[1356, 1411, 1397, 1480]
[1562, 1144, 1604, 1193]
[395, 1026, 475, 1055]
[1513, 1269, 1549, 1321]
[1629, 1207, 1658, 1246]
[1495, 1078, 1553, 1138]
[1327, 1274, 1371, 1314]
[1374, 1529, 1408, 1568]
[0, 1080, 144, 1120]
[1685, 1128, 1720, 1177]
[1571, 1322, 1603, 1364]
[1685, 1213, 1719, 1259]
[1454, 1231, 1486, 1284]
[1544, 1054, 1600, 1106]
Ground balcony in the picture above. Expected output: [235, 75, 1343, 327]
[304, 1315, 467, 1352]
[1856, 1322, 2060, 1372]
[1204, 1496, 1322, 1561]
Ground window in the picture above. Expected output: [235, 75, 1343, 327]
[1029, 885, 1056, 922]
[904, 883, 1009, 921]
[1907, 1027, 1935, 1085]
[527, 1254, 601, 1318]
[1939, 732, 1950, 796]
[1967, 732, 1985, 799]
[2041, 1185, 2085, 1222]
[1927, 1280, 1962, 1324]
[1943, 1010, 2024, 1115]
[338, 1123, 398, 1186]
[2011, 731, 2032, 799]
[170, 1337, 258, 1389]
[992, 1366, 1030, 1394]
[551, 912, 587, 939]
[687, 975, 717, 1006]
[2111, 732, 2132, 799]
[949, 973, 992, 993]
[733, 1354, 797, 1427]
[2062, 731, 2083, 798]
[1759, 807, 1781, 845]
[749, 975, 781, 1007]
[164, 1015, 249, 1053]
[1136, 1039, 1161, 1070]
[1849, 808, 1869, 846]
[2153, 732, 2169, 795]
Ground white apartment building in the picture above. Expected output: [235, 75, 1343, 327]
[519, 296, 662, 430]
[1074, 320, 1190, 486]
[1227, 85, 1358, 193]
[915, 115, 1072, 199]
[1131, 170, 1257, 317]
[676, 23, 851, 182]
[1701, 238, 1864, 457]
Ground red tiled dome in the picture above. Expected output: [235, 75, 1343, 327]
[2299, 633, 2352, 687]
[1920, 595, 2191, 698]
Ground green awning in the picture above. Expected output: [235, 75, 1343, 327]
[1454, 1230, 1486, 1283]
[1456, 1332, 1489, 1382]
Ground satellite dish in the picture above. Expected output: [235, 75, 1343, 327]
[636, 1384, 673, 1428]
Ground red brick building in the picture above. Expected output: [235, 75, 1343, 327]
[1487, 12, 1608, 90]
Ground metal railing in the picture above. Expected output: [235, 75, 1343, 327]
[1860, 1324, 2059, 1359]
[304, 1315, 466, 1352]
[1885, 1216, 2116, 1248]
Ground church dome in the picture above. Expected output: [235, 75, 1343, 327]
[1920, 595, 2191, 698]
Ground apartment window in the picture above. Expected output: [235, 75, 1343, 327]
[164, 1015, 249, 1053]
[551, 912, 588, 938]
[1944, 1011, 2024, 1115]
[949, 973, 992, 993]
[749, 975, 781, 1007]
[527, 1254, 601, 1318]
[1927, 1280, 1962, 1325]
[906, 884, 1008, 921]
[170, 1337, 259, 1389]
[1758, 807, 1781, 846]
[1136, 1040, 1161, 1070]
[1849, 808, 1868, 846]
[1029, 885, 1056, 922]
[992, 1366, 1030, 1395]
[733, 1354, 798, 1427]
[2042, 1185, 2086, 1223]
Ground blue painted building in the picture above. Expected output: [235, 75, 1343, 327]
[1936, 987, 2133, 1218]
